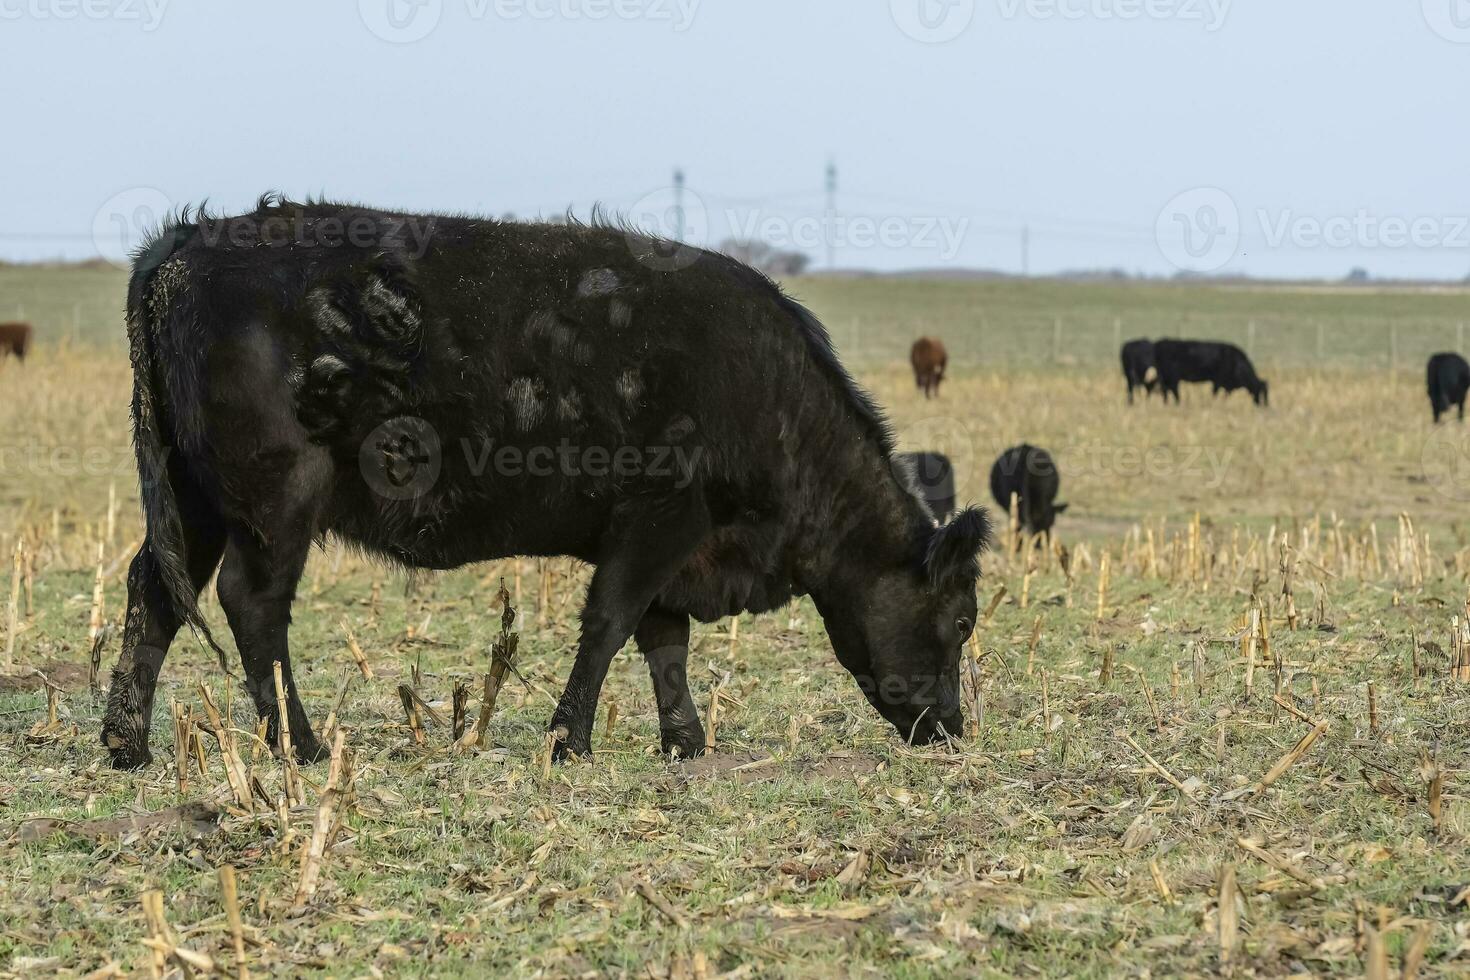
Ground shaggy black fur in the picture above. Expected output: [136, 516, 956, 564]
[100, 196, 991, 768]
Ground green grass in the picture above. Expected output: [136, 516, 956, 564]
[0, 268, 1467, 976]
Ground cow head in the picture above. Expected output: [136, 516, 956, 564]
[1033, 501, 1068, 535]
[816, 507, 990, 745]
[1253, 380, 1270, 406]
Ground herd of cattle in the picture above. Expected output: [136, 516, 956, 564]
[906, 334, 1470, 547]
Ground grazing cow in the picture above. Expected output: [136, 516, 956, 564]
[910, 337, 947, 398]
[0, 322, 31, 362]
[1154, 339, 1268, 406]
[1426, 352, 1470, 423]
[989, 444, 1067, 539]
[896, 452, 956, 522]
[100, 197, 991, 770]
[1120, 338, 1156, 404]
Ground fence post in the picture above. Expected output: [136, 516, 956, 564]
[1113, 316, 1121, 354]
[1459, 321, 1465, 355]
[1247, 319, 1256, 356]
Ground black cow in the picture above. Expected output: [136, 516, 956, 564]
[1154, 339, 1268, 406]
[1427, 352, 1470, 423]
[896, 452, 956, 522]
[989, 444, 1067, 539]
[100, 196, 990, 770]
[1120, 338, 1156, 404]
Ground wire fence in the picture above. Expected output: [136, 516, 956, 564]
[832, 310, 1470, 374]
[4, 265, 1468, 377]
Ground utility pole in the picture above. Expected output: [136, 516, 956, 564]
[825, 158, 838, 270]
[673, 168, 686, 242]
[1021, 224, 1030, 277]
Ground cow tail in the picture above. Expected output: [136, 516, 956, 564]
[127, 224, 228, 669]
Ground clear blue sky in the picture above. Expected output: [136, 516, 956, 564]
[3, 1, 1467, 279]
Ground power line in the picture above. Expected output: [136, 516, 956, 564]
[825, 158, 838, 270]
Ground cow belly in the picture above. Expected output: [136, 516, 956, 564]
[659, 557, 797, 622]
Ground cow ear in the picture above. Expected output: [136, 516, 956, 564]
[1054, 503, 1070, 515]
[924, 506, 991, 586]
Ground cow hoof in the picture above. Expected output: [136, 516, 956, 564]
[661, 727, 707, 761]
[294, 737, 329, 766]
[102, 725, 152, 770]
[106, 742, 153, 771]
[549, 725, 592, 763]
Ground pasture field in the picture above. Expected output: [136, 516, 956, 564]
[0, 266, 1468, 976]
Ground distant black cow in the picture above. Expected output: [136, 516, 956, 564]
[1427, 352, 1470, 423]
[989, 444, 1067, 539]
[1154, 339, 1268, 406]
[897, 452, 956, 522]
[1120, 338, 1156, 404]
[99, 196, 991, 771]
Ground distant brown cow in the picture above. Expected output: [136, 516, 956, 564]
[0, 323, 32, 362]
[910, 336, 947, 398]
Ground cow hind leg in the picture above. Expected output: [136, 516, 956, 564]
[549, 491, 711, 761]
[215, 519, 324, 766]
[635, 606, 705, 759]
[101, 496, 225, 769]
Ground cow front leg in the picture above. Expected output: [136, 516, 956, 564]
[549, 491, 710, 761]
[216, 530, 324, 765]
[635, 606, 705, 759]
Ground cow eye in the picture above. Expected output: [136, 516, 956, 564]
[956, 617, 974, 639]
